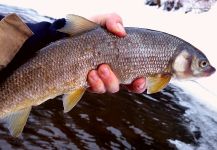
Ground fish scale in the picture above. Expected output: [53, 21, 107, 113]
[0, 27, 181, 115]
[0, 15, 215, 137]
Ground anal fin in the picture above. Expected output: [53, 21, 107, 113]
[63, 88, 86, 113]
[147, 74, 171, 94]
[3, 107, 32, 137]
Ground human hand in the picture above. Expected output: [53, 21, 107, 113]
[87, 13, 146, 94]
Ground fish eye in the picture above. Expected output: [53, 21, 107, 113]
[199, 60, 209, 68]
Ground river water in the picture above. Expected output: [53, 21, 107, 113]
[0, 3, 217, 150]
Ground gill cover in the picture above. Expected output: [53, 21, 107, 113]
[172, 50, 193, 79]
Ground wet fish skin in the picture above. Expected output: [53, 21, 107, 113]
[0, 27, 180, 116]
[0, 15, 215, 136]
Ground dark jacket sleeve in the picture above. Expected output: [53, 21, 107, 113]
[25, 18, 67, 53]
[0, 15, 4, 20]
[11, 17, 68, 66]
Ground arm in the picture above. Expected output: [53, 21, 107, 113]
[0, 13, 146, 93]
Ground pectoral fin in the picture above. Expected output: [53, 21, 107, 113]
[63, 88, 86, 113]
[147, 75, 171, 94]
[57, 14, 99, 36]
[3, 107, 32, 137]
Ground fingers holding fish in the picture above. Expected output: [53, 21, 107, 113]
[103, 13, 126, 37]
[124, 77, 147, 94]
[90, 13, 126, 37]
[87, 64, 120, 93]
[88, 14, 145, 94]
[87, 70, 106, 94]
[97, 64, 120, 93]
[87, 13, 126, 93]
[87, 64, 147, 94]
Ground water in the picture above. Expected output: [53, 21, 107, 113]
[0, 85, 198, 150]
[0, 3, 217, 150]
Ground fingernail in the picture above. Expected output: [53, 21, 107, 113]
[116, 23, 125, 34]
[100, 66, 110, 77]
[137, 82, 145, 90]
[89, 72, 99, 82]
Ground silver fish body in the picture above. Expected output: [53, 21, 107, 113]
[0, 15, 215, 136]
[0, 27, 181, 115]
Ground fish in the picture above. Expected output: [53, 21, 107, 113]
[0, 14, 215, 137]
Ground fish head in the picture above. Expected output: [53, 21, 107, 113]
[172, 43, 216, 79]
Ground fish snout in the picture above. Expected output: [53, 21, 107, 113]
[203, 65, 216, 77]
[210, 66, 216, 74]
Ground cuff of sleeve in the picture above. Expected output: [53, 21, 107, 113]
[0, 13, 33, 70]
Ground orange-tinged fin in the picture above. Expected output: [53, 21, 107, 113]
[146, 75, 171, 94]
[3, 107, 31, 137]
[57, 14, 99, 36]
[63, 88, 86, 113]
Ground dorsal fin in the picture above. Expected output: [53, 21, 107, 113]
[57, 14, 99, 36]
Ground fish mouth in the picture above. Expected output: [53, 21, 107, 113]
[203, 66, 216, 77]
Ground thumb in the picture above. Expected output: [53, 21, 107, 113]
[105, 13, 126, 37]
